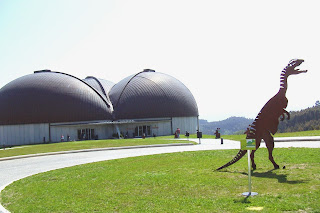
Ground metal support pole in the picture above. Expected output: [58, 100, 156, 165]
[242, 150, 258, 196]
[248, 150, 252, 195]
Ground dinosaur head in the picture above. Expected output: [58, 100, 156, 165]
[286, 59, 307, 76]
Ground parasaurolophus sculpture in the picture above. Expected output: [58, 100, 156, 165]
[217, 59, 307, 171]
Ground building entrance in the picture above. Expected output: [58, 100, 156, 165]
[135, 125, 151, 137]
[77, 128, 95, 140]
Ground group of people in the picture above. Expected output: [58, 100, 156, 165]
[174, 128, 181, 138]
[60, 128, 221, 141]
[214, 128, 221, 139]
[60, 135, 71, 142]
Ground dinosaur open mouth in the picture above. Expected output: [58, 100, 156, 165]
[293, 59, 307, 74]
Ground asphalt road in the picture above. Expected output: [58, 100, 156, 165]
[1, 137, 319, 213]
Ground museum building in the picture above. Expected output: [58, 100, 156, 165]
[0, 69, 199, 146]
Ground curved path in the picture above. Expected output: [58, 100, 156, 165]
[1, 138, 320, 213]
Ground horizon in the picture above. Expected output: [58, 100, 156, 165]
[201, 104, 318, 122]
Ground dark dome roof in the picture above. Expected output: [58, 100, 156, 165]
[109, 70, 199, 119]
[0, 71, 112, 125]
[83, 76, 115, 109]
[83, 77, 115, 96]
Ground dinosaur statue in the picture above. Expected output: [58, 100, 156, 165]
[217, 59, 307, 171]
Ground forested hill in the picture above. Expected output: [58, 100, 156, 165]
[199, 117, 253, 135]
[200, 105, 320, 135]
[278, 106, 320, 132]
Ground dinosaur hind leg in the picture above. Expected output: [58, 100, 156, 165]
[250, 137, 261, 170]
[263, 131, 280, 169]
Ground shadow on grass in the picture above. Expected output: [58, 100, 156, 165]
[233, 196, 251, 204]
[217, 169, 308, 184]
[251, 169, 308, 184]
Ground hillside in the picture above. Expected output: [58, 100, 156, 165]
[199, 117, 253, 135]
[278, 106, 320, 132]
[200, 105, 320, 135]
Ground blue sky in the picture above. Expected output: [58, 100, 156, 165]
[0, 0, 318, 121]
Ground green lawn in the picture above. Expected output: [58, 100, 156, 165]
[221, 129, 320, 141]
[1, 148, 319, 212]
[0, 137, 192, 159]
[1, 130, 319, 159]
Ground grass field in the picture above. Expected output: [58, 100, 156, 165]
[187, 130, 320, 141]
[1, 130, 319, 159]
[1, 148, 319, 212]
[0, 137, 191, 159]
[221, 130, 320, 142]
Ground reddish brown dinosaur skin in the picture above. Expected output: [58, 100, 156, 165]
[217, 59, 307, 171]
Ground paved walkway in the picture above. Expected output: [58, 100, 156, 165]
[1, 137, 319, 213]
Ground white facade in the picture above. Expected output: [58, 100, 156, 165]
[116, 116, 198, 138]
[0, 116, 198, 147]
[0, 123, 49, 146]
[50, 123, 114, 142]
[172, 116, 199, 135]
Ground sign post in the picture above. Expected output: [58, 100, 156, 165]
[241, 139, 258, 196]
[197, 131, 202, 144]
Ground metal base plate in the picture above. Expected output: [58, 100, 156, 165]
[242, 192, 258, 196]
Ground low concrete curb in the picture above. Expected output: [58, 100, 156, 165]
[274, 137, 320, 142]
[0, 143, 195, 162]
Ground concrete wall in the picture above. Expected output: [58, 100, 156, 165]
[0, 123, 49, 146]
[117, 120, 172, 138]
[50, 124, 114, 142]
[172, 116, 199, 135]
[0, 116, 198, 146]
[117, 116, 198, 138]
[0, 123, 116, 146]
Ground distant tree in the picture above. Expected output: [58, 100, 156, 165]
[315, 100, 320, 107]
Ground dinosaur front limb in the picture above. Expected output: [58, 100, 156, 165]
[280, 109, 290, 121]
[283, 109, 290, 120]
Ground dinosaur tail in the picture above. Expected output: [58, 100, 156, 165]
[216, 150, 247, 170]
